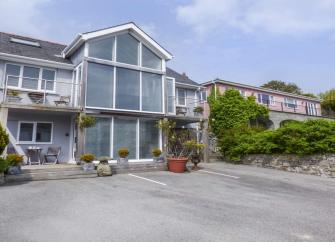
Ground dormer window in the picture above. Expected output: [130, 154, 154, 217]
[10, 37, 40, 47]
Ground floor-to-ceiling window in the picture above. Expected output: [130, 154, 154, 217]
[85, 117, 161, 161]
[86, 33, 164, 113]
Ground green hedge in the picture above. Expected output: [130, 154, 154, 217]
[219, 119, 335, 162]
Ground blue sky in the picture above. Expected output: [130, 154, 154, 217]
[1, 0, 335, 94]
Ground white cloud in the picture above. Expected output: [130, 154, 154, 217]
[0, 0, 51, 38]
[177, 0, 335, 36]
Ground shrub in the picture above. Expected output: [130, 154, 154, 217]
[6, 154, 24, 166]
[193, 106, 204, 113]
[0, 124, 9, 155]
[152, 148, 162, 157]
[80, 153, 95, 163]
[118, 148, 129, 158]
[76, 115, 96, 130]
[219, 119, 335, 162]
[0, 158, 9, 173]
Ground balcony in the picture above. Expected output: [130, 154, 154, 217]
[260, 100, 321, 117]
[168, 96, 205, 119]
[0, 75, 81, 111]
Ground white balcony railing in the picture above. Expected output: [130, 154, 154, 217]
[1, 75, 81, 108]
[168, 96, 205, 118]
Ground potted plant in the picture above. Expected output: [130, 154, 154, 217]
[80, 153, 95, 171]
[193, 106, 204, 116]
[187, 141, 205, 170]
[152, 148, 164, 162]
[6, 154, 24, 175]
[6, 90, 22, 103]
[157, 119, 204, 173]
[76, 114, 96, 130]
[0, 158, 9, 184]
[97, 156, 112, 176]
[117, 148, 129, 166]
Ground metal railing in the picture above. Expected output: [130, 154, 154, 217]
[2, 75, 81, 108]
[167, 96, 206, 118]
[259, 100, 321, 116]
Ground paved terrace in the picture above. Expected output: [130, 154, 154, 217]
[0, 162, 334, 242]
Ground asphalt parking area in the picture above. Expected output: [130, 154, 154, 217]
[1, 162, 335, 242]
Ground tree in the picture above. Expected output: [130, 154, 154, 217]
[320, 89, 335, 114]
[208, 88, 269, 133]
[261, 80, 302, 94]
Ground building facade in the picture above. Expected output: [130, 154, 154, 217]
[0, 22, 205, 163]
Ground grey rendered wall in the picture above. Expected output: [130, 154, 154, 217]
[70, 44, 85, 66]
[7, 111, 74, 163]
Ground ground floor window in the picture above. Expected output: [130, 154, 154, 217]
[85, 117, 160, 160]
[18, 121, 53, 143]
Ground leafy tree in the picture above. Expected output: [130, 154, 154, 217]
[261, 80, 302, 94]
[208, 88, 269, 134]
[320, 89, 335, 113]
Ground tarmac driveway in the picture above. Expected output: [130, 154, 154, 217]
[0, 162, 334, 242]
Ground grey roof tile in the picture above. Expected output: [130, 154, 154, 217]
[166, 67, 199, 87]
[0, 32, 72, 64]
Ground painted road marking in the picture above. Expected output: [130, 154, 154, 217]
[199, 170, 240, 179]
[128, 173, 167, 186]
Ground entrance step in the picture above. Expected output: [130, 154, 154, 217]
[111, 162, 168, 174]
[6, 164, 97, 183]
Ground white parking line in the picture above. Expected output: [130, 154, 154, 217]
[128, 174, 167, 186]
[198, 170, 240, 179]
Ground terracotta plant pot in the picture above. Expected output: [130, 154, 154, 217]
[167, 157, 188, 173]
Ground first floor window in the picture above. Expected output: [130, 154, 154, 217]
[177, 88, 187, 106]
[5, 63, 56, 91]
[258, 93, 274, 105]
[285, 97, 298, 108]
[306, 102, 317, 116]
[167, 78, 175, 114]
[18, 122, 52, 143]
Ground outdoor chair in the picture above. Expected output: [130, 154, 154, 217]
[54, 96, 70, 106]
[44, 146, 61, 164]
[28, 92, 45, 104]
[176, 106, 188, 116]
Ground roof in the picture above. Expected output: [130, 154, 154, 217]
[202, 79, 320, 102]
[0, 32, 71, 64]
[62, 22, 173, 60]
[166, 67, 200, 87]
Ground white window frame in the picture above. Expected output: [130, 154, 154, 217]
[306, 102, 317, 116]
[17, 121, 53, 144]
[258, 93, 275, 105]
[4, 63, 56, 93]
[239, 90, 246, 98]
[166, 77, 176, 114]
[176, 88, 187, 107]
[284, 97, 298, 109]
[200, 90, 208, 102]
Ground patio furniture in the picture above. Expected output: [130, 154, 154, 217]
[54, 96, 70, 106]
[26, 147, 43, 165]
[28, 92, 45, 104]
[176, 106, 188, 116]
[44, 146, 61, 164]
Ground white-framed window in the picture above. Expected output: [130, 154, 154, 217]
[284, 97, 298, 109]
[5, 63, 56, 92]
[239, 90, 246, 97]
[306, 102, 317, 116]
[200, 91, 207, 102]
[87, 32, 162, 71]
[17, 121, 53, 144]
[258, 93, 275, 105]
[167, 77, 176, 114]
[176, 88, 187, 106]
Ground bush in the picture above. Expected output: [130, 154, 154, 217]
[220, 119, 335, 162]
[0, 158, 9, 173]
[0, 124, 9, 155]
[152, 148, 162, 157]
[80, 153, 95, 163]
[118, 148, 129, 158]
[6, 154, 24, 166]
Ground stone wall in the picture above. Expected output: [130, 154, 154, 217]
[242, 154, 335, 178]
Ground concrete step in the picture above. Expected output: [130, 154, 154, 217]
[21, 165, 82, 174]
[6, 169, 97, 182]
[111, 162, 167, 174]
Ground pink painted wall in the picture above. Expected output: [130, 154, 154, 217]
[202, 83, 322, 118]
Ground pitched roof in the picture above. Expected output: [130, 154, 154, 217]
[166, 67, 200, 87]
[0, 32, 71, 64]
[62, 22, 173, 60]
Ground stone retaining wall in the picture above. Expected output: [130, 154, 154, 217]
[242, 154, 335, 178]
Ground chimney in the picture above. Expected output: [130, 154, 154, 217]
[182, 72, 188, 79]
